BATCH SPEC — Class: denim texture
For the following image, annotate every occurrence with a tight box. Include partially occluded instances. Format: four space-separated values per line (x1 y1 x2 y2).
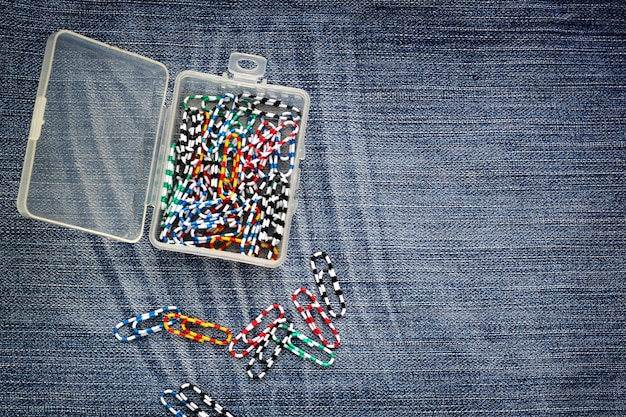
1 1 625 416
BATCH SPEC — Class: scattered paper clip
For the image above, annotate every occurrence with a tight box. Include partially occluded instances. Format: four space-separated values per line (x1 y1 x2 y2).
228 303 286 358
116 252 346 387
291 287 319 316
246 321 293 380
160 389 190 417
114 306 181 342
292 287 340 349
305 303 341 349
273 323 335 367
310 251 346 318
163 313 232 345
177 383 238 417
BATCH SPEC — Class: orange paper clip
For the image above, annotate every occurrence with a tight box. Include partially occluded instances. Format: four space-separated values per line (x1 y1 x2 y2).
163 313 232 345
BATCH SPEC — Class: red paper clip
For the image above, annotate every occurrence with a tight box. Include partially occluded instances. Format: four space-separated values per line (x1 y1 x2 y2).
292 287 340 349
228 303 286 358
306 303 340 349
292 287 318 314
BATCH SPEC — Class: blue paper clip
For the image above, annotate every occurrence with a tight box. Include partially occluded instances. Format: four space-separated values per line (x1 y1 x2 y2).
113 306 181 342
160 389 189 417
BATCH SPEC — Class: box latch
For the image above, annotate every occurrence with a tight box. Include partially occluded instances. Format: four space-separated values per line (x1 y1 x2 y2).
225 52 267 83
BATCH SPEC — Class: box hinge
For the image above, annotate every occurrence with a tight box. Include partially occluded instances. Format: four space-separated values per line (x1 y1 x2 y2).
28 96 46 141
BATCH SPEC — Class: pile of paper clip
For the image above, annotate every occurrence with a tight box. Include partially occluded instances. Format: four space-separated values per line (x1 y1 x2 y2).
158 93 301 261
113 251 346 417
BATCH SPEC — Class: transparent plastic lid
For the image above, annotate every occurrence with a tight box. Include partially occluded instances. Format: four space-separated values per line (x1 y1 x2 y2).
17 30 169 242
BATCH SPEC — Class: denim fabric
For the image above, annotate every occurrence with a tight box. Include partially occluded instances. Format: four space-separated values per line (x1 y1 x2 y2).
1 1 625 416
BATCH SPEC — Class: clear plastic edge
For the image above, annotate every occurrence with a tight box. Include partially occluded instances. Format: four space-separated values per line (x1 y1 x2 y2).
16 30 170 243
146 104 171 208
17 31 59 220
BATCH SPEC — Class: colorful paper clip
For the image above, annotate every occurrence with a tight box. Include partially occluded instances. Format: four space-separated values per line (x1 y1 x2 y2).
292 287 340 349
160 389 190 417
228 303 286 358
305 303 341 349
310 251 346 318
159 92 301 261
163 313 232 345
246 321 293 380
177 383 238 417
114 306 181 342
291 287 319 316
273 323 335 368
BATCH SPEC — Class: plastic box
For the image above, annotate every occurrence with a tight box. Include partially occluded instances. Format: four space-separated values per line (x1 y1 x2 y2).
17 30 309 268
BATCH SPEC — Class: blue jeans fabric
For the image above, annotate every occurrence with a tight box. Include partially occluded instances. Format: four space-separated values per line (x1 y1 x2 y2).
1 1 625 416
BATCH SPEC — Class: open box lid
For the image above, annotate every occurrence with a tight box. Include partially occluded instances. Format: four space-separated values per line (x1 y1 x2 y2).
17 30 169 242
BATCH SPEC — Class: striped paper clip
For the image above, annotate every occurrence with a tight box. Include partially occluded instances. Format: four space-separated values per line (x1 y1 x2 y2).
305 303 341 349
292 287 340 349
160 389 190 417
273 323 335 368
114 306 181 342
163 313 232 345
159 91 302 262
246 321 293 380
228 303 286 358
310 251 346 318
177 383 238 417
